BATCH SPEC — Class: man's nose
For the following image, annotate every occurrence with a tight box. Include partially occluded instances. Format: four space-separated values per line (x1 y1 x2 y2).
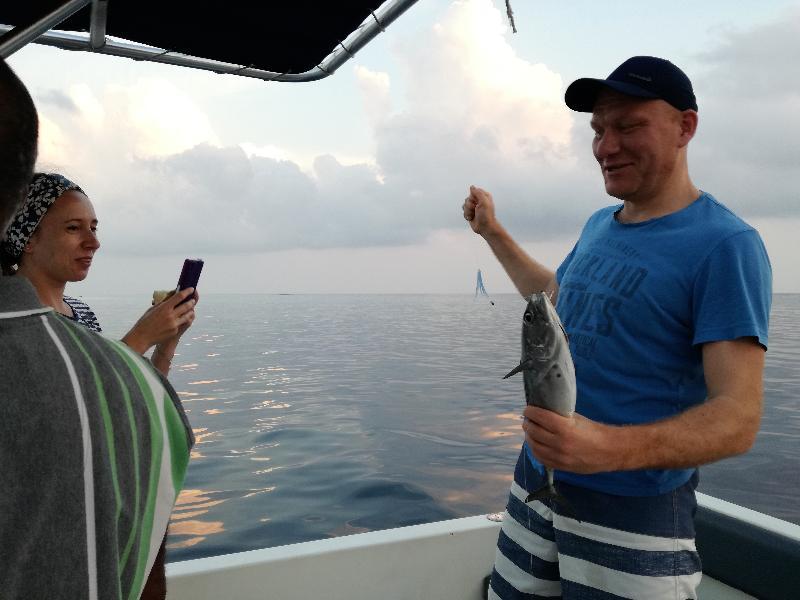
594 130 620 159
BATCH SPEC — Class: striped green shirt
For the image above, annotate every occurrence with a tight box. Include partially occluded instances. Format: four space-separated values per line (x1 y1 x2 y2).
0 276 193 600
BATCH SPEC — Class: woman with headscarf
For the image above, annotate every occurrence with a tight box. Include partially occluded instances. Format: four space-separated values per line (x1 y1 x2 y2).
1 172 197 375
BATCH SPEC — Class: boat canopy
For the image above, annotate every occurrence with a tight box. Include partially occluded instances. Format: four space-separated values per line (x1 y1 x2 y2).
0 0 418 82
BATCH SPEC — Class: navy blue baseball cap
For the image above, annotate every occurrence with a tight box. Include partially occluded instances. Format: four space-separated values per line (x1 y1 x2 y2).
565 56 697 113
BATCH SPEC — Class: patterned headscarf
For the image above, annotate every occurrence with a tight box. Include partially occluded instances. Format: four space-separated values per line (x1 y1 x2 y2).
1 173 85 261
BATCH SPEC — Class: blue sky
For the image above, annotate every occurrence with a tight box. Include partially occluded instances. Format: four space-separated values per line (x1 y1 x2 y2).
8 0 800 295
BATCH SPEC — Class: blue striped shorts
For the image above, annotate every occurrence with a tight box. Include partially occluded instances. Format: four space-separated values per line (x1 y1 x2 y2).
489 449 702 599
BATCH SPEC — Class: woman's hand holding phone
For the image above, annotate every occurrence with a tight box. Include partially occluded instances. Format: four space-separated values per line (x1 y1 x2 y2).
122 287 198 355
123 258 203 375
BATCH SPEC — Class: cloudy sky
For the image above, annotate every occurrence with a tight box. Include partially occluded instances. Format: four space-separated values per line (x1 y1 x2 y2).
8 0 800 295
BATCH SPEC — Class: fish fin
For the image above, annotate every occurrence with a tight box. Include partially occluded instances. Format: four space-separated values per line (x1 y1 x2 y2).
502 359 534 379
558 321 569 343
502 363 525 379
525 484 581 522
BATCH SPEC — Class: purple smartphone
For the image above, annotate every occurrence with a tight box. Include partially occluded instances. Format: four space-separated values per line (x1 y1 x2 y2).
177 258 204 304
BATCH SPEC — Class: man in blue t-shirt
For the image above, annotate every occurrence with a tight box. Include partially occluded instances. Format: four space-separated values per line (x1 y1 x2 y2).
463 56 771 599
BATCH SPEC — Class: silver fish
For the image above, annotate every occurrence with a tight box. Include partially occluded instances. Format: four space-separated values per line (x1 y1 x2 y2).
503 291 577 511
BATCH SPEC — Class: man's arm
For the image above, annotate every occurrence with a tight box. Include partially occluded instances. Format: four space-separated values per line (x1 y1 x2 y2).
463 186 558 300
523 338 764 473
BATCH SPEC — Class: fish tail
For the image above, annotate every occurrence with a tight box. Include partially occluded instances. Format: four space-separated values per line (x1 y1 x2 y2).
524 483 581 522
524 482 557 504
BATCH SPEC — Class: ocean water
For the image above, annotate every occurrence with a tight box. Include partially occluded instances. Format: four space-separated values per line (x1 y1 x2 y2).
85 292 800 563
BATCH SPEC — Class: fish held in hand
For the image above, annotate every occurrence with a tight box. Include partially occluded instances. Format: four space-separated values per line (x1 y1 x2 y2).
504 292 578 514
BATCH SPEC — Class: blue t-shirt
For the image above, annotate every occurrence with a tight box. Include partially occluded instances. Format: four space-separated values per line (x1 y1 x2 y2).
527 192 772 496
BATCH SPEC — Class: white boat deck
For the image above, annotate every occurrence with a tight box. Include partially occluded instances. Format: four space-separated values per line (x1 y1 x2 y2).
166 491 793 599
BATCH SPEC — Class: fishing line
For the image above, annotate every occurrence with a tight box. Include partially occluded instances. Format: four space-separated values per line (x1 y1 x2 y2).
505 0 518 33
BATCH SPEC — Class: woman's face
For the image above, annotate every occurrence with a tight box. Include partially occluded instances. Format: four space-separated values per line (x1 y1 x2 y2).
23 190 100 283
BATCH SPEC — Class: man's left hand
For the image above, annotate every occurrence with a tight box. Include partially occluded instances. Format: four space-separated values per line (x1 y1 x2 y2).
522 406 617 474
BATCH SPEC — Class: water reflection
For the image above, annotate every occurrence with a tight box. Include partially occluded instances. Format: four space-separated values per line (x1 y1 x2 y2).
84 293 800 563
167 489 227 550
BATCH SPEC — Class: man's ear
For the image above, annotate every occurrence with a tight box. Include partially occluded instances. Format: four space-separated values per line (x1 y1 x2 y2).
678 109 698 147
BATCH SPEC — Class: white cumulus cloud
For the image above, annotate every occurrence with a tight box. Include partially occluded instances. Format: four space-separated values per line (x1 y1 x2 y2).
29 0 799 269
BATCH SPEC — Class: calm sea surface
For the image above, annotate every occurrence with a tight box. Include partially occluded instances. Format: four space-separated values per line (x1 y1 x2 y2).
84 293 800 563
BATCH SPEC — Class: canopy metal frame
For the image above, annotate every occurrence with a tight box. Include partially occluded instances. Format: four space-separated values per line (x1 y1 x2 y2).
0 0 417 82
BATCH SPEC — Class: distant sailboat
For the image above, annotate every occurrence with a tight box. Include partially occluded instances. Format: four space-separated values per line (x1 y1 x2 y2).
475 269 495 306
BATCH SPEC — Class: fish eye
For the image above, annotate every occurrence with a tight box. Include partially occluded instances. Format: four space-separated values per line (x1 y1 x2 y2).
523 312 533 323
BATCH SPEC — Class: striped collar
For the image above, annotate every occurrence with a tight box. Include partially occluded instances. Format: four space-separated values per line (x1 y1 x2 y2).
0 275 53 318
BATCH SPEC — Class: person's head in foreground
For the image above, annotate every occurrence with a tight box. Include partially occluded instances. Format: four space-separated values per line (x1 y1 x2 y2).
0 58 38 236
